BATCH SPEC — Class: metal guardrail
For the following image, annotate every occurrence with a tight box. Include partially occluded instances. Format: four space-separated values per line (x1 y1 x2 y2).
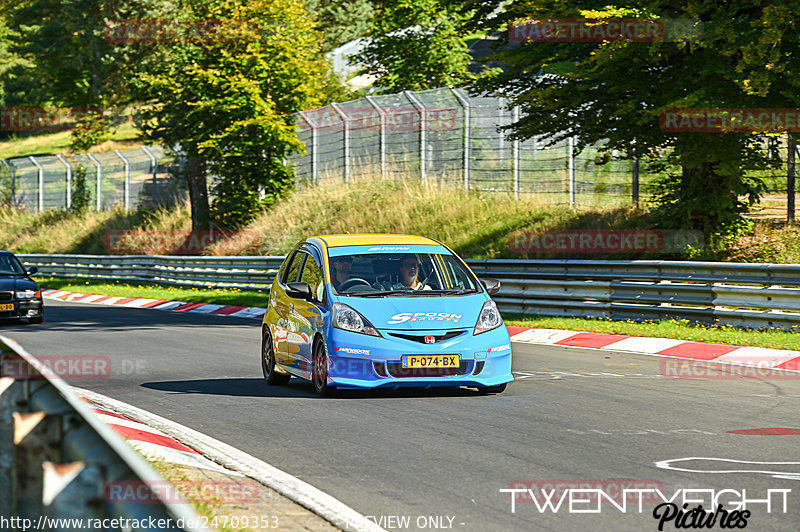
0 335 206 531
19 254 285 291
18 255 800 330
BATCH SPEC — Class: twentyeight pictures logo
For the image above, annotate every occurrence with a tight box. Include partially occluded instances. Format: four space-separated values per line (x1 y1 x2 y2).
501 482 790 529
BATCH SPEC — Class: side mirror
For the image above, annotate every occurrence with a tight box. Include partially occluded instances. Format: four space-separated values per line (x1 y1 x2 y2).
27 266 39 276
286 282 312 301
480 278 501 296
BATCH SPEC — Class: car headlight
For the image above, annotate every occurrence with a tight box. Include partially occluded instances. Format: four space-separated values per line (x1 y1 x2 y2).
474 300 503 335
332 303 381 337
16 290 39 299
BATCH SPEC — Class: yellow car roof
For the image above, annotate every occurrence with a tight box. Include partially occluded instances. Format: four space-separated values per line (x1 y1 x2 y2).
314 234 440 248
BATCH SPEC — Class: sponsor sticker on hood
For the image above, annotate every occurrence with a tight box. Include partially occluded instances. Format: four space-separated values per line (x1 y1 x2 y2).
388 312 463 325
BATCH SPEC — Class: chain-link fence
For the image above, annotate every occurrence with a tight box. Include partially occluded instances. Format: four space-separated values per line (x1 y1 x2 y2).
0 145 182 212
292 87 799 219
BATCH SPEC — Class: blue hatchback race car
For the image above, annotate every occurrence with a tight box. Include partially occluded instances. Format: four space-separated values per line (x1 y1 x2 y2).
261 234 513 396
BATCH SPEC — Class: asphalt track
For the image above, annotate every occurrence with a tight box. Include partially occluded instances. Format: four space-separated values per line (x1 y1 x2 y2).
3 299 800 531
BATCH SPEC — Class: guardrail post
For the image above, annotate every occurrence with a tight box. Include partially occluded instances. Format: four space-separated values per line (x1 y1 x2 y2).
365 96 387 180
56 155 72 210
632 156 640 209
15 411 62 520
0 377 23 517
42 461 104 525
1 159 15 206
568 136 576 208
330 103 349 183
28 156 45 212
86 153 102 211
450 87 471 191
141 146 158 205
114 150 131 211
405 91 427 184
788 136 796 224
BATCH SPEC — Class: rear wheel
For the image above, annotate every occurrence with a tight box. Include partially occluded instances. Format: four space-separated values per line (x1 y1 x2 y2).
262 330 290 385
312 341 335 397
476 382 507 394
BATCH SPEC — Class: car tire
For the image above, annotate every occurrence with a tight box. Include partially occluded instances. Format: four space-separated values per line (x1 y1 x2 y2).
312 340 335 397
262 330 290 385
476 382 507 394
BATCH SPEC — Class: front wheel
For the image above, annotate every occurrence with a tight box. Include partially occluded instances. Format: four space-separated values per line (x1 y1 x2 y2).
476 382 507 394
312 341 335 397
262 330 290 385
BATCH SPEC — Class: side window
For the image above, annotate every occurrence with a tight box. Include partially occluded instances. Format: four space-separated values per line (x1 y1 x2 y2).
283 251 305 284
299 254 325 302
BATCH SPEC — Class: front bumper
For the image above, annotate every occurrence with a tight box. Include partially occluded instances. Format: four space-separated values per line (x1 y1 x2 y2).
0 299 44 320
326 326 513 389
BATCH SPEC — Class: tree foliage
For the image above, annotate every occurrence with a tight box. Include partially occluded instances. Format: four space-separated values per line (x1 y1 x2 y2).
355 0 483 92
308 0 374 52
462 0 800 240
137 0 329 229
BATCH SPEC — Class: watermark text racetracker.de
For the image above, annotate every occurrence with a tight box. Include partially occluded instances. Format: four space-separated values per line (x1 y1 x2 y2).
508 229 703 255
0 107 102 132
508 18 703 43
501 481 790 529
0 354 146 380
660 109 800 133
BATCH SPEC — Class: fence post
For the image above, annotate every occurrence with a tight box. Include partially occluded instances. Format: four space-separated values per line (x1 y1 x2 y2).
568 136 576 208
365 96 386 180
498 98 505 168
789 136 796 224
512 106 520 200
86 153 102 211
114 150 130 211
405 91 427 184
141 146 158 205
298 112 318 184
56 155 72 210
632 156 640 209
450 87 471 191
0 159 14 206
28 156 44 212
330 103 349 183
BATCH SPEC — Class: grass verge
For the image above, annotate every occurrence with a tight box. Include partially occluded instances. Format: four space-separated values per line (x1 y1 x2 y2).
38 277 267 308
504 314 800 351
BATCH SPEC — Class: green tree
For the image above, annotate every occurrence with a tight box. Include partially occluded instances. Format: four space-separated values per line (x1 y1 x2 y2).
308 0 374 52
138 0 329 230
464 1 800 242
355 0 482 91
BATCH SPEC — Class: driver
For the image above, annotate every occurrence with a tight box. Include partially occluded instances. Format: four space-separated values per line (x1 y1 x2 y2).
331 255 353 290
393 256 431 290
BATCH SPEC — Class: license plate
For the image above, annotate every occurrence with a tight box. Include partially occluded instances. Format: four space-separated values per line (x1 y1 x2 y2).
0 304 14 311
402 354 460 369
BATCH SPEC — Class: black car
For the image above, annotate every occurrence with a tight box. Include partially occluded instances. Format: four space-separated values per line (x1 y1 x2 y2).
0 251 44 324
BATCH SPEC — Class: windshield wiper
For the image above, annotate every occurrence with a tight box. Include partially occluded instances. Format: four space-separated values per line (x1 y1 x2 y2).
342 290 396 297
429 289 477 295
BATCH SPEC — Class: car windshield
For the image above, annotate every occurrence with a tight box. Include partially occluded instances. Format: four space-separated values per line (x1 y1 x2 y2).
329 252 481 297
0 254 26 275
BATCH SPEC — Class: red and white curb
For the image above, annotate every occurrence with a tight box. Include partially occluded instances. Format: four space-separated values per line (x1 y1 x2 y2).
508 326 800 372
42 289 266 320
74 387 385 532
80 395 240 476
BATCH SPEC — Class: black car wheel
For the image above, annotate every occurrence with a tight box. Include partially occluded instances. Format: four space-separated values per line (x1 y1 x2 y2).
262 330 290 385
312 340 335 397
